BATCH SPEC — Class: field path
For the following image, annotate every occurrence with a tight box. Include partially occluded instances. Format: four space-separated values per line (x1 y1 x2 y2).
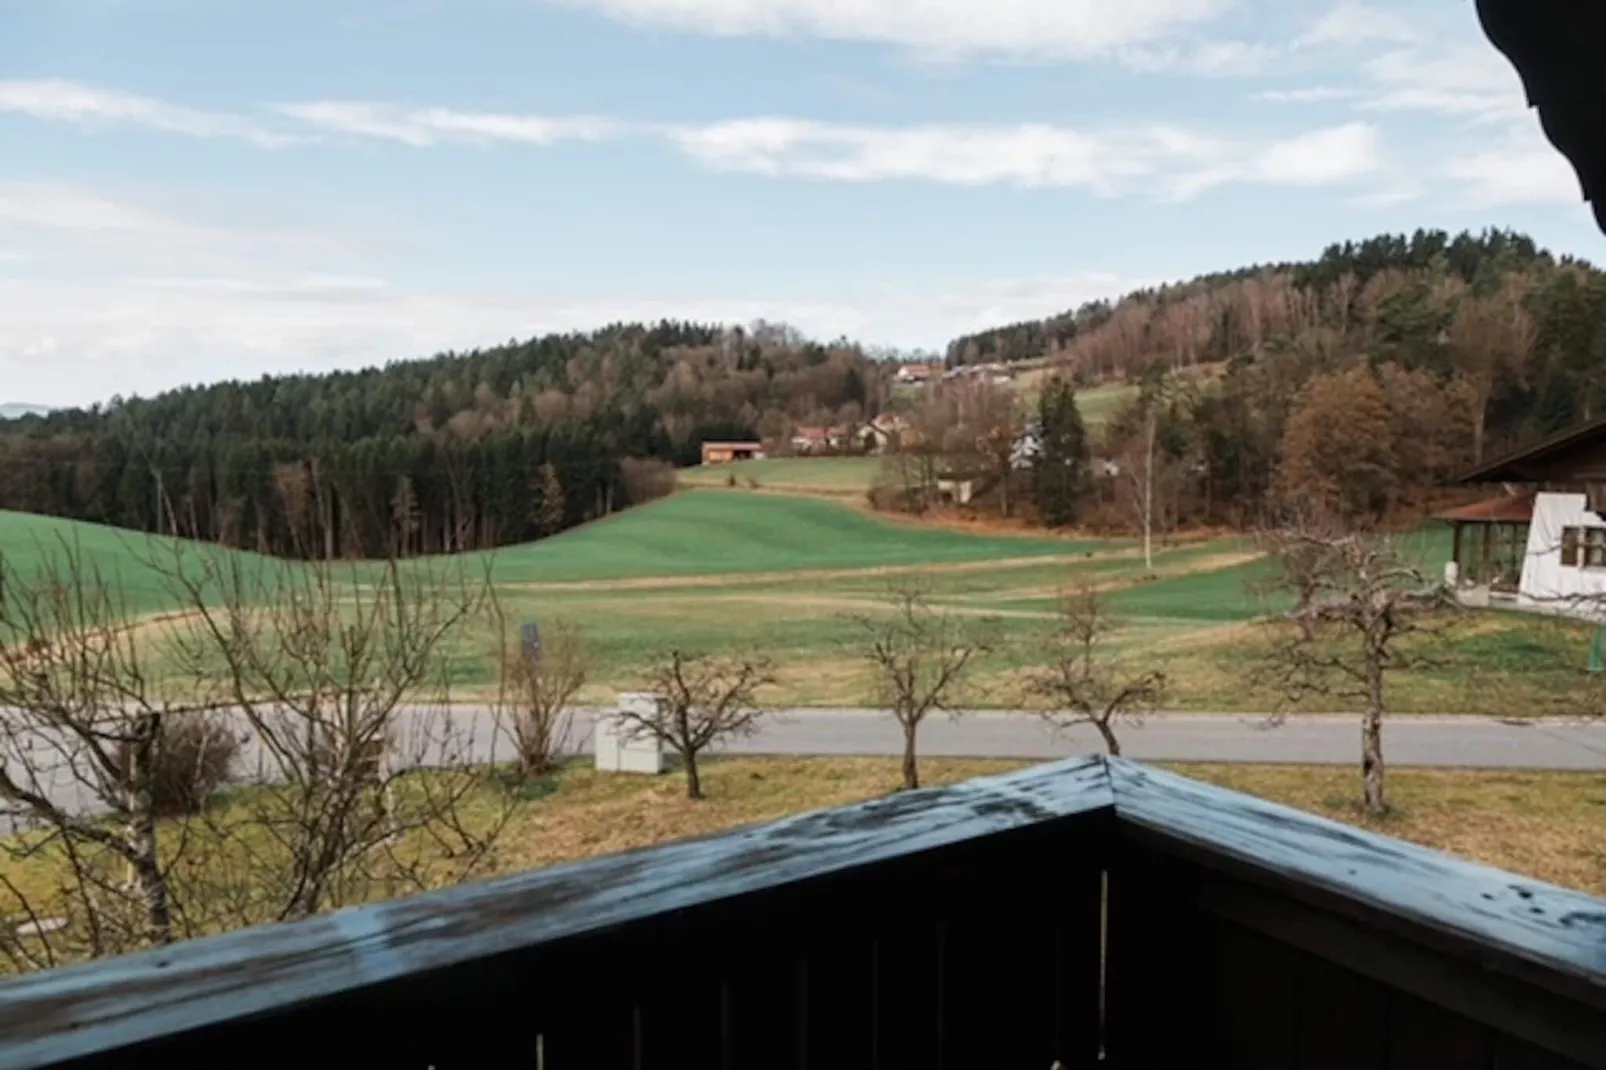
502 545 1253 594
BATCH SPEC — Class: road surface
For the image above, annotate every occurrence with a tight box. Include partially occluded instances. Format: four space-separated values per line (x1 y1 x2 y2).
8 708 1606 826
570 707 1606 770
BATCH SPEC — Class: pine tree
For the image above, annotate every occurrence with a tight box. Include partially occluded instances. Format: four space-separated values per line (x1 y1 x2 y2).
1032 377 1090 528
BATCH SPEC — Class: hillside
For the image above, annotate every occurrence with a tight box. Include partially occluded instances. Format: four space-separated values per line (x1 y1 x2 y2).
3 228 1604 558
475 489 1096 584
0 510 273 617
0 322 893 560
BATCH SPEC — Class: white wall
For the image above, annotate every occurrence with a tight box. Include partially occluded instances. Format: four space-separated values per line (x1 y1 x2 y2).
1519 492 1606 618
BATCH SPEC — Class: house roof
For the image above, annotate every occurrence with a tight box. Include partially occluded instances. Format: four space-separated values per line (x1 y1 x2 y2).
1477 0 1606 235
1457 415 1606 483
1434 492 1536 524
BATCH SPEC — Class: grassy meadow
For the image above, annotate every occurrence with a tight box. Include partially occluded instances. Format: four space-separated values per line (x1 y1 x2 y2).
1 489 1600 715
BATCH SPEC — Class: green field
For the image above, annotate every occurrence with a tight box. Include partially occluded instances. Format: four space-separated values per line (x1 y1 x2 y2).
0 510 277 618
675 457 878 496
0 495 1594 716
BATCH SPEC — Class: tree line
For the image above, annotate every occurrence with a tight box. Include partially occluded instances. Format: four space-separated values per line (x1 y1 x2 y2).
0 321 890 559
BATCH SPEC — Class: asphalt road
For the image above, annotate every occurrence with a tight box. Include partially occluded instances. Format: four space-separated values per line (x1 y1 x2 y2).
8 707 1605 828
570 707 1606 770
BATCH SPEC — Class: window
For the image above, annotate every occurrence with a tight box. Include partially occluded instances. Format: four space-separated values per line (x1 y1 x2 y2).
1586 528 1606 567
1561 527 1606 567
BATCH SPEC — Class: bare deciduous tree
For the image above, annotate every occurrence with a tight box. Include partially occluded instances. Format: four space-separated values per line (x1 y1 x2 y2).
162 546 514 921
620 650 774 799
1255 528 1454 816
1030 586 1166 756
854 582 995 791
0 540 234 968
495 617 588 779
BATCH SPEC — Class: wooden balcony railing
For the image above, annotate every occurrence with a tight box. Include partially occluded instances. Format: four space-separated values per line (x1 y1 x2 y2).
0 757 1603 1068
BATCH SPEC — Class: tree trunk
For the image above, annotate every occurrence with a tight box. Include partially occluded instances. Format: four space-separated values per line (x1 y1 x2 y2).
684 747 703 800
1095 719 1123 757
1142 412 1155 574
123 738 173 946
900 719 920 791
1361 661 1387 816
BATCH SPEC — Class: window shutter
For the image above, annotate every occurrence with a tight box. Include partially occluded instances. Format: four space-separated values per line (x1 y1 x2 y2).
1563 527 1581 566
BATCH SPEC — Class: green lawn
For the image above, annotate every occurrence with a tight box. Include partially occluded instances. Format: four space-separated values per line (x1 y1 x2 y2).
473 490 1101 584
675 457 878 495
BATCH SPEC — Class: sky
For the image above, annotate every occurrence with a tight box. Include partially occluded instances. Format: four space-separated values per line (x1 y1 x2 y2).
2 0 1603 408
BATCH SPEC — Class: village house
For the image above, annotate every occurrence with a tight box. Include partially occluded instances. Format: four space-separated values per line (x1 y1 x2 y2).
1450 416 1606 616
893 362 938 384
789 424 857 455
855 413 908 455
699 440 765 465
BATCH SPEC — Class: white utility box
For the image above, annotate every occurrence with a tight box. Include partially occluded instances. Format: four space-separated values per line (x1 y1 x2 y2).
594 693 665 774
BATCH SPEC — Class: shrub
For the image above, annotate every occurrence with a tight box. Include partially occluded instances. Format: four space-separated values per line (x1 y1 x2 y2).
120 714 241 818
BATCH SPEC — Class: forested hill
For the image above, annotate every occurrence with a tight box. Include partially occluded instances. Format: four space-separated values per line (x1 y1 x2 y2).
945 228 1581 375
0 321 889 559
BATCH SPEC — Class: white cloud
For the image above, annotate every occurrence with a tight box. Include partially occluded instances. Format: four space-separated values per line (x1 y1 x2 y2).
555 0 1235 60
668 117 1381 197
0 79 290 147
1297 4 1415 48
1358 46 1528 122
0 185 1147 405
1257 87 1357 104
1444 138 1584 209
276 102 618 146
1121 39 1284 77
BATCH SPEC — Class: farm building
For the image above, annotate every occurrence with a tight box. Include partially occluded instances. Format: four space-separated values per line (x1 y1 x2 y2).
893 362 938 384
1455 416 1606 616
700 441 765 465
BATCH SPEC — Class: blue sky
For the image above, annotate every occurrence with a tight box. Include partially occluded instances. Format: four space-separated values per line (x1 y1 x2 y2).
2 0 1602 406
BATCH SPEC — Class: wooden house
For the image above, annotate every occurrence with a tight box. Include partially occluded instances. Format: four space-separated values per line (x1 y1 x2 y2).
1456 416 1606 616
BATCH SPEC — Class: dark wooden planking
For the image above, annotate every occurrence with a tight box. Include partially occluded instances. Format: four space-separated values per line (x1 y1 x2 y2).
930 819 1106 1069
0 757 1114 1069
1201 918 1302 1069
1103 843 1207 1068
1387 992 1495 1070
1109 761 1606 997
1294 956 1389 1070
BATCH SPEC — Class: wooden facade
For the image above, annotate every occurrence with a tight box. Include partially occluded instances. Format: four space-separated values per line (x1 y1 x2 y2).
1 758 1603 1068
700 441 765 465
